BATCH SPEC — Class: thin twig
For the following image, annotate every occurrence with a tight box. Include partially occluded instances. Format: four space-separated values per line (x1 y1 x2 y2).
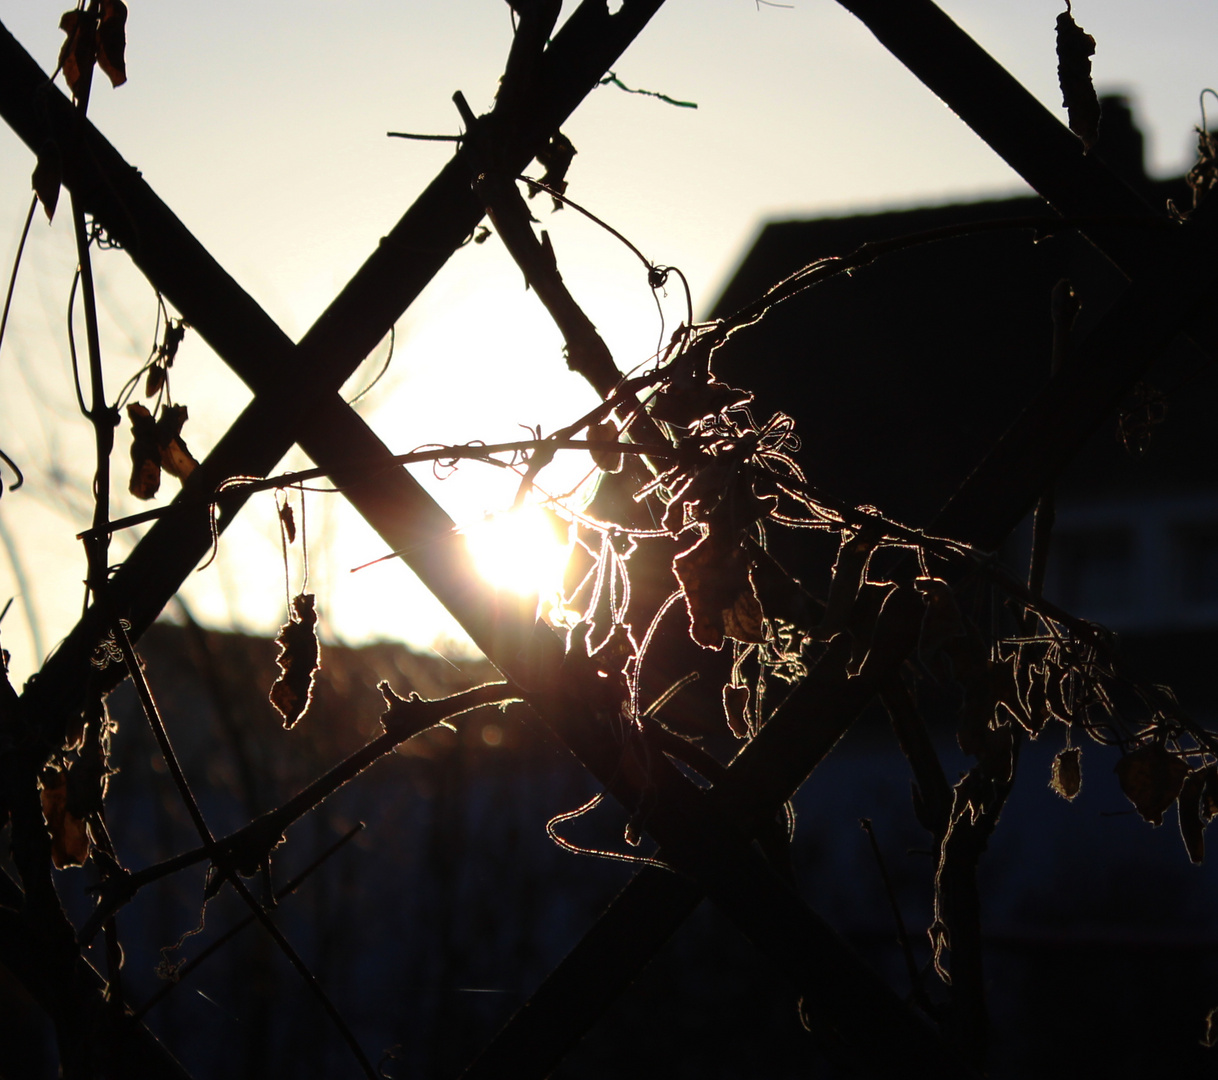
79 681 520 939
112 619 215 849
134 824 364 1020
0 193 36 357
77 435 686 541
860 818 924 1005
226 872 378 1079
386 131 462 141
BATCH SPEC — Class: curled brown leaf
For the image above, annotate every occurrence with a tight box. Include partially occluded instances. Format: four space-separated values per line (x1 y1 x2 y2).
722 683 751 739
1050 746 1082 801
40 767 90 870
1056 4 1101 152
97 0 128 88
58 8 95 99
1114 741 1188 827
31 141 62 222
269 593 320 729
673 530 766 650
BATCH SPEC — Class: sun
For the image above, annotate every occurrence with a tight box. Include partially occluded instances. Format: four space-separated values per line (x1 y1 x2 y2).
462 503 572 602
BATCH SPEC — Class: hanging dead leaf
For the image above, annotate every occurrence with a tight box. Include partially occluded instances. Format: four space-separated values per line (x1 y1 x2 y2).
144 363 165 398
58 8 96 99
40 767 90 869
126 403 199 498
269 593 320 729
587 419 623 474
1056 4 1100 152
155 405 197 481
126 403 161 499
1050 746 1082 801
1115 741 1188 826
96 0 128 88
672 530 766 650
722 683 750 739
31 141 62 222
278 501 297 544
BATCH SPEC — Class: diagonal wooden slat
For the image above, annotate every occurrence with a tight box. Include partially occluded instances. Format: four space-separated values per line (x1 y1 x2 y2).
0 10 973 1077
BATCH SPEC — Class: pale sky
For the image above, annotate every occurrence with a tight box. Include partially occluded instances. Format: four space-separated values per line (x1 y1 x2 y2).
0 1 1215 683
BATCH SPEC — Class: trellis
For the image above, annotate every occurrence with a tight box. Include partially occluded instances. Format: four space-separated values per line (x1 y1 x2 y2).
0 1 1214 1077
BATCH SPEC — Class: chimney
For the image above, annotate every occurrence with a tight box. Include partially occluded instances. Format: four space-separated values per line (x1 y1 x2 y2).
1093 94 1151 191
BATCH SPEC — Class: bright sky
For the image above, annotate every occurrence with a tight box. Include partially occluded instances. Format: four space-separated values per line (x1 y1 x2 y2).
0 1 1214 684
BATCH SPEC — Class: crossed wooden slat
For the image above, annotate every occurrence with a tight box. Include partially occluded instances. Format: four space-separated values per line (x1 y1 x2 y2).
0 1 1213 1077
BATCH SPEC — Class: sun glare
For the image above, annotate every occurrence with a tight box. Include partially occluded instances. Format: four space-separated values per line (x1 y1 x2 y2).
462 504 572 602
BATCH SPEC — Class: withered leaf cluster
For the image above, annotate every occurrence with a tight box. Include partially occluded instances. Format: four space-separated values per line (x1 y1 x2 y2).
59 0 128 99
126 402 199 500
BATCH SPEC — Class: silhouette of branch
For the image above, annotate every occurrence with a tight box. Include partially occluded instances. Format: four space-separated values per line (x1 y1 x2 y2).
227 872 378 1079
80 681 519 940
134 824 364 1019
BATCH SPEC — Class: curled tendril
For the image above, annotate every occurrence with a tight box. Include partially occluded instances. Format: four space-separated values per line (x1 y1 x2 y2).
0 448 24 494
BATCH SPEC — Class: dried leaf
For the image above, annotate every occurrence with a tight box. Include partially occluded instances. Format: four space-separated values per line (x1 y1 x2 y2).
1179 768 1208 864
1050 746 1082 801
672 530 766 650
722 683 750 739
279 502 297 544
40 768 90 869
269 593 320 729
587 419 623 474
96 0 127 88
126 402 161 499
1115 742 1188 827
144 363 165 398
127 403 199 498
1056 4 1100 152
58 8 96 99
154 404 198 481
32 141 62 222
